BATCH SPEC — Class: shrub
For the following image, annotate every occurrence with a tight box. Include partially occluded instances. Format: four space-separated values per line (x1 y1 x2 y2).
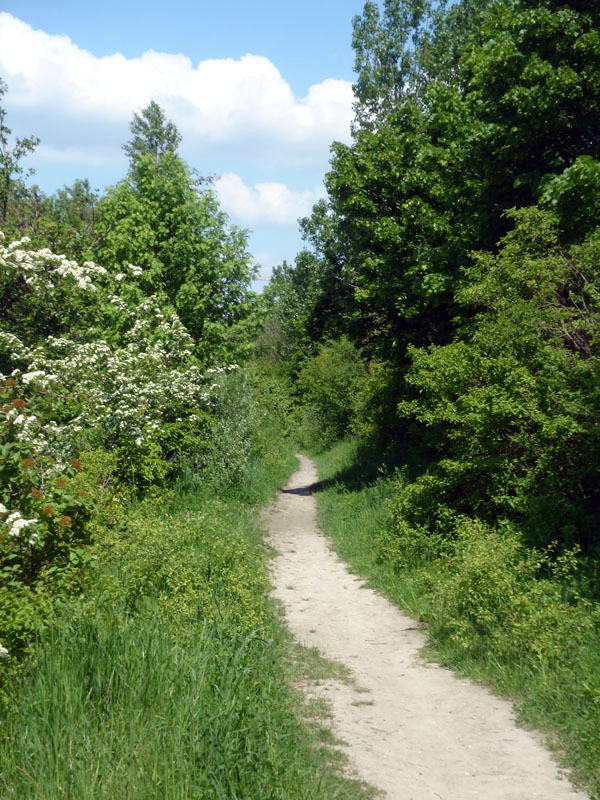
296 337 367 450
398 208 600 551
425 519 598 667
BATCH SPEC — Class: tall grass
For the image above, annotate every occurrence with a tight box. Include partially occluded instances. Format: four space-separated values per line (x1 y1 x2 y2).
0 486 371 799
2 597 329 799
313 437 600 799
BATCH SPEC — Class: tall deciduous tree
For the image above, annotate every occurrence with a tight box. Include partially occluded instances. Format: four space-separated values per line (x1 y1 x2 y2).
291 0 600 366
0 79 39 226
122 100 181 165
351 0 431 126
95 102 257 363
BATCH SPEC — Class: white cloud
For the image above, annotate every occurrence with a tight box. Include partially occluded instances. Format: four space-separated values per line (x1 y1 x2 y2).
253 252 277 275
215 173 325 226
0 12 353 165
35 144 119 165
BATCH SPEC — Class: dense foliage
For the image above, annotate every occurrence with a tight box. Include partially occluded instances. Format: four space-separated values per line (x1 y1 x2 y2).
0 98 262 663
2 0 600 792
264 0 600 562
259 6 600 788
0 89 375 800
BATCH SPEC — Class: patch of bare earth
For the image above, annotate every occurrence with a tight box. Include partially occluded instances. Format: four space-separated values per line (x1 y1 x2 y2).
264 455 589 800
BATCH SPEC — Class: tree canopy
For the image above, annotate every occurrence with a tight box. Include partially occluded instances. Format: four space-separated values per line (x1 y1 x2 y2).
262 0 600 556
94 103 257 363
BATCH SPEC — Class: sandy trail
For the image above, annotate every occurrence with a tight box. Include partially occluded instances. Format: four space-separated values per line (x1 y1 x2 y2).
264 455 588 800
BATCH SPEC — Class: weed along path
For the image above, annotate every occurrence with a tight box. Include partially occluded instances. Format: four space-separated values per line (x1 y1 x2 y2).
265 455 588 800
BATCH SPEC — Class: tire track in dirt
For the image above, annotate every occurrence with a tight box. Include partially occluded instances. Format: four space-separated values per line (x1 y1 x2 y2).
264 455 588 800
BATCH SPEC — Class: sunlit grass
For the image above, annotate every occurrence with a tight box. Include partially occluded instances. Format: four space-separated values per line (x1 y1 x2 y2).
313 437 600 799
0 454 371 800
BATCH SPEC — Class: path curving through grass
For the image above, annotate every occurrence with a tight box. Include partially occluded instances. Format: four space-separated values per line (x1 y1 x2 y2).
265 455 589 800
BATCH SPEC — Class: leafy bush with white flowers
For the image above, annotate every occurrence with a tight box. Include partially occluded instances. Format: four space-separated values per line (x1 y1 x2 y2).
0 232 110 362
0 234 241 660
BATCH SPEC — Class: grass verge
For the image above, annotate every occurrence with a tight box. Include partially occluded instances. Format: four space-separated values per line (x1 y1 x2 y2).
312 437 600 799
0 450 371 800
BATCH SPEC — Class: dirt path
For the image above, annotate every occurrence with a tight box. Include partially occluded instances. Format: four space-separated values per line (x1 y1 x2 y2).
264 455 588 800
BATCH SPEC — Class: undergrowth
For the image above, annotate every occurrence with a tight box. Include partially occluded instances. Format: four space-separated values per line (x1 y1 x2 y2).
0 475 374 799
312 437 600 799
0 368 371 800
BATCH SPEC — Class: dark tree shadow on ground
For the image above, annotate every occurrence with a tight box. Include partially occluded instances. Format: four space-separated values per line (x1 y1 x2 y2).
308 434 432 496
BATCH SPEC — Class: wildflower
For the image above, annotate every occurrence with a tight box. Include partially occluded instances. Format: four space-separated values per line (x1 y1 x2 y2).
0 644 9 658
70 458 82 470
21 457 35 468
6 514 37 537
12 398 26 409
55 477 67 489
42 505 57 517
22 370 46 384
0 503 7 514
30 488 44 500
57 515 72 528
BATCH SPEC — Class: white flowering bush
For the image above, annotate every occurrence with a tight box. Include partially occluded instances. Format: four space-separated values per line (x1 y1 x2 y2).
0 232 110 363
1 336 236 484
0 375 92 660
0 233 107 291
0 234 241 658
0 233 236 475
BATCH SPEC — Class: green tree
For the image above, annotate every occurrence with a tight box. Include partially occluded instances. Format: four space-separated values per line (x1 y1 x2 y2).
461 0 600 245
351 0 495 125
122 100 181 165
352 0 431 126
296 337 367 446
398 207 600 551
38 179 100 261
305 82 482 364
417 0 493 88
95 103 257 363
295 0 600 364
0 79 39 227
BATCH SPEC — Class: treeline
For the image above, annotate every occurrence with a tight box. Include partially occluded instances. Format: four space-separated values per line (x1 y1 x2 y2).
263 0 600 559
1 95 258 365
0 90 266 659
261 2 600 792
1 83 370 799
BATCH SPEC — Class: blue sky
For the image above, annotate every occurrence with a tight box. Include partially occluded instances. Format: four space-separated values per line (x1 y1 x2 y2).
0 1 363 282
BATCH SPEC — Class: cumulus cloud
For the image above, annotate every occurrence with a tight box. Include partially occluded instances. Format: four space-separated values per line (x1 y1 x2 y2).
0 12 353 165
35 144 118 165
215 173 325 226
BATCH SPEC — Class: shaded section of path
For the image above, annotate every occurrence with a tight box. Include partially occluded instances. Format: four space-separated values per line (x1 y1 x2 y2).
264 455 588 800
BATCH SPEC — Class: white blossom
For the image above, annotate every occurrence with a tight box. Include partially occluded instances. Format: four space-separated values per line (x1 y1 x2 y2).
1 237 241 555
6 513 37 538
